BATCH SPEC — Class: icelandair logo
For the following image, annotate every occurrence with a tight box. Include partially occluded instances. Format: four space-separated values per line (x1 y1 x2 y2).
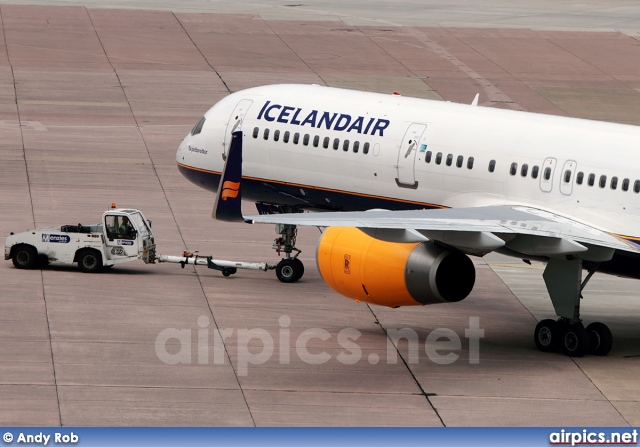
257 101 391 136
221 181 240 200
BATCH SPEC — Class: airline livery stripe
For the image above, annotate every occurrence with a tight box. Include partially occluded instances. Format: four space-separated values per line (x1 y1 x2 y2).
176 162 446 209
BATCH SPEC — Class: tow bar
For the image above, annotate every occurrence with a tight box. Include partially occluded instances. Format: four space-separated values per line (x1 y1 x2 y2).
157 252 276 277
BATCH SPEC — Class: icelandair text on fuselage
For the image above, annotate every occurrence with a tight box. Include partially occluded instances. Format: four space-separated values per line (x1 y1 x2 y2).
8 432 78 445
257 101 391 136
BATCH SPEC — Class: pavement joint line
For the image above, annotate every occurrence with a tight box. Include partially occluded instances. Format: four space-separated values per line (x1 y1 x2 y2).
0 3 63 426
172 12 231 94
365 303 446 427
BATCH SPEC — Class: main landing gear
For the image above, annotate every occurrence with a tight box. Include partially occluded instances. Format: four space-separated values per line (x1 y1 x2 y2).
273 221 304 283
533 257 612 357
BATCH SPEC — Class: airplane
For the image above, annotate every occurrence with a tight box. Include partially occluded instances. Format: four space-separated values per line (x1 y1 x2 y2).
176 83 640 358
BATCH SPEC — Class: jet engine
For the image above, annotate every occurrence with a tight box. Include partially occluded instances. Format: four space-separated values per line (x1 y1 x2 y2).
316 227 476 307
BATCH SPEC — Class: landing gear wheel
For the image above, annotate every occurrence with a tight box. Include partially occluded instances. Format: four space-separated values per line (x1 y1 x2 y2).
276 259 302 283
293 258 304 280
587 322 613 356
561 323 590 357
77 249 103 273
534 319 559 352
12 245 38 269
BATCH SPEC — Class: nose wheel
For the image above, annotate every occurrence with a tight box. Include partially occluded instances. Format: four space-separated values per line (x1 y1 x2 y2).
276 258 304 283
270 209 304 283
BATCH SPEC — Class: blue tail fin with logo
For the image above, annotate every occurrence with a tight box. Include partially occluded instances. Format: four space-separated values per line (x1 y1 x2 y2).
213 130 246 222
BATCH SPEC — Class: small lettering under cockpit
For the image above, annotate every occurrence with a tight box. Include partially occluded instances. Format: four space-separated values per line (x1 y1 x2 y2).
188 145 208 155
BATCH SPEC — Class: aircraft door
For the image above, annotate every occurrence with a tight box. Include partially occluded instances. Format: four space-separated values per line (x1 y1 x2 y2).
396 123 427 188
539 157 557 193
224 99 253 158
560 160 577 196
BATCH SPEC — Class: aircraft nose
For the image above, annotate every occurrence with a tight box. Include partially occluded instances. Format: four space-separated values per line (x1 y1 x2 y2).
176 135 189 164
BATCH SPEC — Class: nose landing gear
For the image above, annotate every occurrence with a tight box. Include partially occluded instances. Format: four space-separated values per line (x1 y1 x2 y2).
273 221 304 283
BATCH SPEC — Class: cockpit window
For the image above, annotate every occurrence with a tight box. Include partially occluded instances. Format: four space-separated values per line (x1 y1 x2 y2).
191 116 206 136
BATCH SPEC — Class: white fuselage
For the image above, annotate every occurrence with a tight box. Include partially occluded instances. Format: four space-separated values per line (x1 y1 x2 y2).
177 84 640 243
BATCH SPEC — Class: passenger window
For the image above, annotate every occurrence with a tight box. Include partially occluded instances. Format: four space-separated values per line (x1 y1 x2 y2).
353 141 360 153
263 128 269 140
576 172 583 185
467 157 474 169
510 162 518 176
544 167 551 181
622 178 630 191
363 142 370 154
611 176 618 190
293 133 300 144
313 135 320 147
521 164 528 177
323 137 330 149
252 127 259 138
426 151 432 163
333 138 340 150
599 175 607 188
436 152 443 165
456 155 463 168
283 131 290 143
274 129 280 142
532 166 539 179
588 174 595 186
446 154 453 166
303 134 310 146
343 140 349 151
488 160 496 172
563 169 571 183
635 180 640 193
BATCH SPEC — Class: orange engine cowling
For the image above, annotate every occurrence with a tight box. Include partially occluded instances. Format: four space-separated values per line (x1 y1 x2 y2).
316 227 476 308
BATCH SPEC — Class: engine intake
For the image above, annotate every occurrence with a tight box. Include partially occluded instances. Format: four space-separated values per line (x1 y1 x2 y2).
317 227 475 307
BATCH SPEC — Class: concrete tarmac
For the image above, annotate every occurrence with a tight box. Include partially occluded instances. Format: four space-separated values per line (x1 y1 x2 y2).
1 1 640 426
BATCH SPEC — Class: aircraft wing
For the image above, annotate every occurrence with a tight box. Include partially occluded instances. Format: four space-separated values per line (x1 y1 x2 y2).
247 205 639 259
